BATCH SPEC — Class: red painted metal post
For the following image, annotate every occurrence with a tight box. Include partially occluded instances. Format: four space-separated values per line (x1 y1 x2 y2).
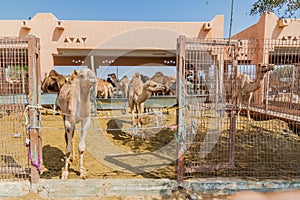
27 35 41 187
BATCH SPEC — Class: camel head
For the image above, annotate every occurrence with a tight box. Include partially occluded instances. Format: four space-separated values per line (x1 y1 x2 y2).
41 70 66 93
108 73 117 79
41 76 60 93
143 80 165 93
78 68 97 87
257 63 275 74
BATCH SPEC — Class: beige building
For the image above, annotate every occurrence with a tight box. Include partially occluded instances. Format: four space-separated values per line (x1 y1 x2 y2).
1 12 299 80
0 13 224 79
232 12 300 41
232 12 300 103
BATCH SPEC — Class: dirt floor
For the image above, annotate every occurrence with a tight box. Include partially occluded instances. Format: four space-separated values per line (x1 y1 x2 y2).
1 105 300 199
40 108 178 179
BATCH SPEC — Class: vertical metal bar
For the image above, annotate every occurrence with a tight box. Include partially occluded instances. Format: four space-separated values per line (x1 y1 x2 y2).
229 42 238 168
28 35 41 188
90 55 97 115
291 65 295 108
176 35 186 186
90 55 95 72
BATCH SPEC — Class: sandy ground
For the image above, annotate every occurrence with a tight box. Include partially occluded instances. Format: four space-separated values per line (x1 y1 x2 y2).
40 108 178 179
1 106 300 199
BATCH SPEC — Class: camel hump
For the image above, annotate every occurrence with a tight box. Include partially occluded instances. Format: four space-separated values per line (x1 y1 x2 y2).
154 71 164 76
48 69 61 76
132 72 141 79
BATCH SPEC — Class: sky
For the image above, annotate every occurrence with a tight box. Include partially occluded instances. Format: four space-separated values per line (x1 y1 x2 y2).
0 0 260 38
1 0 262 79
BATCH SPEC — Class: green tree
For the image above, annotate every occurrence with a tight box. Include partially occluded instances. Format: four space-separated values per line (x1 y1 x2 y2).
250 0 300 17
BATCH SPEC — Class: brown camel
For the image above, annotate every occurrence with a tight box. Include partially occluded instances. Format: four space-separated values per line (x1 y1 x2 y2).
41 70 66 93
96 79 114 99
57 68 97 179
108 73 130 98
128 72 165 139
226 63 274 121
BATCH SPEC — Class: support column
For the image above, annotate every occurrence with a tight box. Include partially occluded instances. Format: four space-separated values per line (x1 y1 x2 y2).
90 55 95 72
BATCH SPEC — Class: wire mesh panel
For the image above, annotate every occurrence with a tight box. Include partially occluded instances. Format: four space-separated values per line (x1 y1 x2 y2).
177 36 300 182
0 36 41 181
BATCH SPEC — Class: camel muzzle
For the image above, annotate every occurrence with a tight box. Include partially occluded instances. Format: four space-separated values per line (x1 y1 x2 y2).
89 78 97 85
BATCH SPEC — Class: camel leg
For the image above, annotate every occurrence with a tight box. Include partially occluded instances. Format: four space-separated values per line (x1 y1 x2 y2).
236 97 241 122
78 118 90 179
138 102 145 140
131 103 137 140
71 137 77 163
128 96 135 139
247 93 253 121
62 120 75 179
104 88 108 99
138 102 145 127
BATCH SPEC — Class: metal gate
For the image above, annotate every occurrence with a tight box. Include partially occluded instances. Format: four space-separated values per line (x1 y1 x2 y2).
0 36 41 183
176 36 300 183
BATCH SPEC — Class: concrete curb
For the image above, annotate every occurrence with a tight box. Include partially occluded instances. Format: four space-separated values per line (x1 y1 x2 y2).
38 178 177 199
1 178 300 198
183 178 300 194
0 181 30 197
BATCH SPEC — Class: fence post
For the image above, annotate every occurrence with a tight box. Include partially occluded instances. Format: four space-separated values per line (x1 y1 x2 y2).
229 42 239 168
27 35 41 190
176 35 186 186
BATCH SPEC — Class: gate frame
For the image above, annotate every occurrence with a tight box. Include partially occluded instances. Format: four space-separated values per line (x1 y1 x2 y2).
176 36 240 184
27 35 42 187
176 35 186 186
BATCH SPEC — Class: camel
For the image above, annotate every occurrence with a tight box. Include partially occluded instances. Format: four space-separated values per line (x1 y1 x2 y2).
149 71 176 95
65 69 78 83
41 69 66 93
57 68 97 179
106 76 115 87
225 63 275 121
108 73 130 98
96 78 114 99
128 72 165 139
118 75 130 98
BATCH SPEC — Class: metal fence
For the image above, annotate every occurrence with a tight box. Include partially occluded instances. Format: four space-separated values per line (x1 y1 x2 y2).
0 36 41 182
176 36 300 183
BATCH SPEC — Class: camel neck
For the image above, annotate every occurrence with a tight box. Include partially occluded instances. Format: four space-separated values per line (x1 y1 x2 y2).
77 80 91 103
137 87 152 103
249 73 267 91
112 77 117 85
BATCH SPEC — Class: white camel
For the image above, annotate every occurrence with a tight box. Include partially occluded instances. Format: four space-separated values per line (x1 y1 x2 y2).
226 63 274 121
128 72 165 139
57 68 97 179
